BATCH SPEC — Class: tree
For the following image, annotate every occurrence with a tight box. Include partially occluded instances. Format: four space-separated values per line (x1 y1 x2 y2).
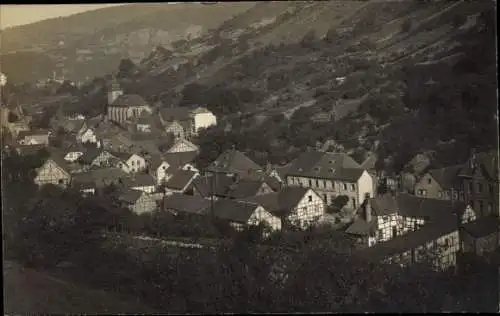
117 58 136 78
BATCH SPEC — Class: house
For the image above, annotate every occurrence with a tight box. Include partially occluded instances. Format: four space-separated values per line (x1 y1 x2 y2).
123 173 156 193
167 138 199 153
244 187 325 229
212 199 281 233
62 144 86 163
34 153 72 188
87 149 119 167
353 219 460 271
117 189 158 214
17 130 50 146
164 151 198 171
165 170 199 194
206 149 262 179
191 175 274 200
148 155 173 185
285 151 374 210
460 215 500 256
190 107 217 134
159 107 194 139
111 152 147 174
7 121 30 138
414 165 464 200
268 163 292 185
345 193 473 248
76 126 98 145
107 94 152 125
456 150 499 217
147 151 198 185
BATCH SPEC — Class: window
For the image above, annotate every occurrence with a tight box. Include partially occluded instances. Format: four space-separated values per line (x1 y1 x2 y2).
488 203 493 214
290 178 294 184
392 226 398 238
162 166 166 170
350 184 356 192
58 179 64 185
477 183 483 193
323 194 328 203
308 179 312 187
316 179 319 187
428 178 432 184
323 180 327 188
131 161 135 166
479 200 484 213
352 198 356 209
468 182 473 193
343 183 347 191
308 195 312 202
444 238 450 248
489 184 494 195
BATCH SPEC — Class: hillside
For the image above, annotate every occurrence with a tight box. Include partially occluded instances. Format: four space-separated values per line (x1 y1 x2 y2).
0 2 256 84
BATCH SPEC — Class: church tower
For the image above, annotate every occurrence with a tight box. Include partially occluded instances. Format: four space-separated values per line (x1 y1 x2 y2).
107 77 123 105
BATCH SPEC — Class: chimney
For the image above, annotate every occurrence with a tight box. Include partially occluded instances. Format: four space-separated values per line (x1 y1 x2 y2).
364 193 372 222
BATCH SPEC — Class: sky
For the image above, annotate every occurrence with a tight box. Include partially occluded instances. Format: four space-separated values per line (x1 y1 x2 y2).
0 4 129 29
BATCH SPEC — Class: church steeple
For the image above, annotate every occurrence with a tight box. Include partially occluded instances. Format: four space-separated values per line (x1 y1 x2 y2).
107 77 123 105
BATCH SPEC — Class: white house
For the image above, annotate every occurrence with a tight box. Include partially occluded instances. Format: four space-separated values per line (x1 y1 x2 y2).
212 199 282 233
34 156 72 188
167 138 199 153
113 152 147 174
77 127 99 146
190 107 217 133
118 189 158 215
285 151 374 210
245 187 325 230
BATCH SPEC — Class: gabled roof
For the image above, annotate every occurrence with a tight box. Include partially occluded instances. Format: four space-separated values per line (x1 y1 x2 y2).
461 215 500 238
111 94 149 107
165 170 198 190
44 149 72 175
244 187 311 216
353 220 459 264
287 151 364 181
457 150 499 180
227 179 270 199
273 163 292 179
124 173 156 188
163 151 198 169
71 167 129 189
345 218 378 236
109 151 133 162
212 199 260 223
426 164 463 190
163 193 210 215
159 107 192 122
79 148 104 164
167 138 199 152
192 174 235 197
206 149 262 176
117 188 144 204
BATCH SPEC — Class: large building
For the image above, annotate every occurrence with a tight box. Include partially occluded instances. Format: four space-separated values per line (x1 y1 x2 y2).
284 151 374 210
159 106 217 140
107 94 152 125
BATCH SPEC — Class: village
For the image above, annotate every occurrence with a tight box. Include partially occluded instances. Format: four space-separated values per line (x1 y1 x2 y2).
1 70 499 277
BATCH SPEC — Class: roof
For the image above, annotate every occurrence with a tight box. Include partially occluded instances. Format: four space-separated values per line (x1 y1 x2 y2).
117 189 144 204
461 215 500 238
227 179 270 199
458 150 499 180
71 168 129 189
273 163 292 179
159 107 192 122
206 149 262 176
345 218 378 236
111 94 149 107
79 148 103 164
45 149 72 175
18 129 49 139
287 151 364 182
165 170 198 190
124 173 156 188
212 199 260 223
60 119 86 133
192 174 235 197
360 154 378 171
163 193 210 215
354 220 459 264
109 151 133 162
427 164 463 190
15 143 47 156
244 187 311 216
163 151 197 169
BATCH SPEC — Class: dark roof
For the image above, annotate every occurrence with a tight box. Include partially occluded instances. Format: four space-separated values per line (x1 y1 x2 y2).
159 107 192 122
273 163 292 179
206 149 262 176
118 189 143 204
461 216 500 238
427 164 463 190
458 150 499 180
354 220 459 264
109 151 133 161
212 199 260 223
60 119 86 133
124 173 155 188
244 187 310 216
163 151 197 168
71 168 129 189
111 94 149 107
227 179 270 199
287 151 364 181
79 148 103 164
345 218 378 236
18 129 49 139
360 154 378 171
165 170 198 190
192 174 235 197
15 143 47 155
163 193 210 215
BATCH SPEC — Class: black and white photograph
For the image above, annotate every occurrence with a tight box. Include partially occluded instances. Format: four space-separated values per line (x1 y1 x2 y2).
1 1 499 313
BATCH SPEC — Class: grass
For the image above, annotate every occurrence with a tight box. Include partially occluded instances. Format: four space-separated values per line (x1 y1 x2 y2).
3 260 158 314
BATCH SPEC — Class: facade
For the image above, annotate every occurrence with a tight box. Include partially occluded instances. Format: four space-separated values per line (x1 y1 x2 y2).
17 130 50 146
461 215 500 256
118 189 158 215
414 165 464 200
285 151 374 210
34 157 72 188
118 153 147 173
164 121 187 140
206 149 262 179
190 107 217 133
167 138 199 153
456 150 499 218
77 127 98 145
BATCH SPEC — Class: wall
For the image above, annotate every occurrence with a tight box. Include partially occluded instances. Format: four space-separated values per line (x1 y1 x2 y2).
248 206 282 231
193 111 217 133
357 170 374 206
155 162 171 185
126 154 146 173
414 174 447 200
131 194 158 214
287 189 325 229
34 160 70 187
